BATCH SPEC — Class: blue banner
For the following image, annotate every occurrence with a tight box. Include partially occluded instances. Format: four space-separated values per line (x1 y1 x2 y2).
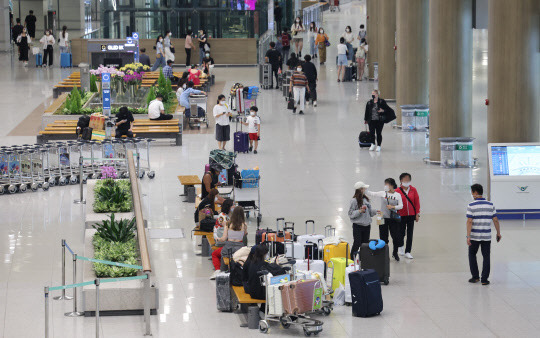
132 32 140 63
101 72 111 110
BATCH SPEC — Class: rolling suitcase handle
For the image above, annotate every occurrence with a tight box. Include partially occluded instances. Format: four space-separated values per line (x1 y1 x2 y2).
305 220 315 234
276 217 285 231
325 225 336 237
317 238 324 261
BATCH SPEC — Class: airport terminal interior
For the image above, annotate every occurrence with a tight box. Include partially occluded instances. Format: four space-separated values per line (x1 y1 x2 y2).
1 0 540 337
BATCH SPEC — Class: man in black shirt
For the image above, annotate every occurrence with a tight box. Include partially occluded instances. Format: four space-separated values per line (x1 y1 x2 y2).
265 42 282 89
302 55 318 106
12 18 23 43
24 10 37 38
139 48 151 67
115 107 134 138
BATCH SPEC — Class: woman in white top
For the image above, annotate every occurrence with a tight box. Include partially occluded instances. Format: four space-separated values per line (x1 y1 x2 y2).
291 17 305 57
163 30 175 62
336 37 348 82
342 26 354 61
307 22 317 58
366 178 404 261
39 30 55 67
356 38 368 80
213 94 232 150
58 26 69 53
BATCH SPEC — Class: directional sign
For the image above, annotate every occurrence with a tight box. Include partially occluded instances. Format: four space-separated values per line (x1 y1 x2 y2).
102 72 111 111
132 32 140 63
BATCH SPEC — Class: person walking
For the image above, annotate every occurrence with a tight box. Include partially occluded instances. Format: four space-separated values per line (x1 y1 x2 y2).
39 30 55 67
213 94 232 150
289 65 310 115
185 30 195 66
342 26 355 62
24 10 37 38
12 18 23 44
291 17 305 57
274 2 283 33
16 29 31 66
198 29 208 65
58 26 69 53
164 30 175 62
302 55 317 106
151 35 166 71
366 178 404 261
357 24 367 42
396 173 420 259
265 41 282 89
307 22 317 58
315 28 329 65
356 38 368 80
336 37 348 82
280 29 291 65
286 52 299 70
139 48 151 67
467 184 502 286
348 181 377 258
364 89 395 152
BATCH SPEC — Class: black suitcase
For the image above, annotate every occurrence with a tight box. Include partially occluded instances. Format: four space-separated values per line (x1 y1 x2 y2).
216 272 233 312
359 126 371 148
349 269 383 317
360 241 390 285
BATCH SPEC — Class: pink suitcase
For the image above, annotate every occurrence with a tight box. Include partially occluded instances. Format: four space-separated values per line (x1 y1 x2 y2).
280 281 298 315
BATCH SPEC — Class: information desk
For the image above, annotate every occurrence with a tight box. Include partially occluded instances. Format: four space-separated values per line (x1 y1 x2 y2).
488 143 540 219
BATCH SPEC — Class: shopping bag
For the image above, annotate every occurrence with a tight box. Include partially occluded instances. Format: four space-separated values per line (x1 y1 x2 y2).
241 169 259 188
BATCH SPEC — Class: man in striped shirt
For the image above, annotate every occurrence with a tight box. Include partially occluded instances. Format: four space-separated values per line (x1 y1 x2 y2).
289 66 310 114
466 184 502 285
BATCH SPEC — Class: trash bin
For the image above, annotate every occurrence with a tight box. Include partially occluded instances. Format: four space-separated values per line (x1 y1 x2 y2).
439 137 457 168
415 105 429 131
400 105 416 131
456 137 475 167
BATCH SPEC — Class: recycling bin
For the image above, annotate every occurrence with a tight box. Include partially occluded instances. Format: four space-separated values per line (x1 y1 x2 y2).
415 105 429 131
456 137 475 167
439 137 457 168
400 105 416 131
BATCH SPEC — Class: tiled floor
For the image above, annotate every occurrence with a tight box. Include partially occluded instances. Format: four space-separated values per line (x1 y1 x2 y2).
1 2 540 338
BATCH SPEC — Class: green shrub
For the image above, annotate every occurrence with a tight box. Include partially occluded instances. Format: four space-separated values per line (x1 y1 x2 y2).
158 67 166 89
146 87 156 106
92 234 139 278
90 74 98 92
93 179 132 213
93 213 137 242
71 87 82 113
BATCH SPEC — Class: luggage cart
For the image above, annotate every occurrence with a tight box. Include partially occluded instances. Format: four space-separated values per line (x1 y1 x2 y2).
242 89 259 117
188 93 209 129
131 138 155 179
258 272 324 336
233 174 261 224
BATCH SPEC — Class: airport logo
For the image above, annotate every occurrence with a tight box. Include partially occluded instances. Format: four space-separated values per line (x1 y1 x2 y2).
517 186 529 193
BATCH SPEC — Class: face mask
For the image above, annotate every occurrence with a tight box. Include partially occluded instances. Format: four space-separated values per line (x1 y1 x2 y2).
159 38 163 42
46 32 50 36
206 53 210 57
320 30 323 34
250 112 256 116
384 186 390 192
220 100 225 105
296 20 300 23
346 29 351 32
401 182 410 188
296 67 302 71
372 94 375 99
169 33 172 37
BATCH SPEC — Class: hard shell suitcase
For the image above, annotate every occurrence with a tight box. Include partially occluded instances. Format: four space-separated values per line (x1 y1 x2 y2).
267 283 285 315
259 63 273 89
360 241 390 285
285 241 305 260
296 220 325 259
280 281 298 314
60 52 72 68
323 227 350 263
327 257 352 295
343 66 354 82
262 218 292 243
216 272 232 312
234 120 249 153
296 259 325 276
294 279 323 313
359 125 372 148
35 53 43 67
350 269 383 317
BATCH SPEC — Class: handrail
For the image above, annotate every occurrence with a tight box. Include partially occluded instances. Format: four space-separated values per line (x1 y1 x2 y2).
127 151 151 273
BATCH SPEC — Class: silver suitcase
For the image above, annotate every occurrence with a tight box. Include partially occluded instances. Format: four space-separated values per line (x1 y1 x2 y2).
259 63 272 89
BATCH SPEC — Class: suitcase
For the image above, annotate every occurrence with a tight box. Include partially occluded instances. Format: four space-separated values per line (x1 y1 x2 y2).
327 257 352 295
359 125 372 148
268 283 285 315
60 52 72 68
216 272 232 312
235 88 244 113
259 63 272 89
281 280 321 315
244 86 259 99
296 220 325 259
35 53 43 67
349 269 383 317
343 66 354 82
360 241 390 285
234 121 249 153
262 218 292 243
323 228 350 263
296 258 325 276
280 281 298 314
285 241 305 260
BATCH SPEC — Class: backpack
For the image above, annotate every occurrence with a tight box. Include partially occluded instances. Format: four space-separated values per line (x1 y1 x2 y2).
281 33 290 47
76 115 90 135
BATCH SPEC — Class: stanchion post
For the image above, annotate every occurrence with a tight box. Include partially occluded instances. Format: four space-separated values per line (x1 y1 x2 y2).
95 278 100 338
44 287 50 338
54 239 72 300
74 156 86 204
144 272 152 336
65 253 83 317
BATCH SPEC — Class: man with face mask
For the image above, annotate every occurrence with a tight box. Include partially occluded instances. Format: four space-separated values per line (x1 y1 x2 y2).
396 173 421 259
289 65 310 114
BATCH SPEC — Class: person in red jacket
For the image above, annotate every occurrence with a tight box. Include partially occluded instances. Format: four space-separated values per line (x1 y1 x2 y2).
396 173 420 259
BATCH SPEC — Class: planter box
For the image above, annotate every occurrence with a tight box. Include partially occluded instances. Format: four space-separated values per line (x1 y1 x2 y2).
40 112 184 130
85 179 134 229
82 229 159 316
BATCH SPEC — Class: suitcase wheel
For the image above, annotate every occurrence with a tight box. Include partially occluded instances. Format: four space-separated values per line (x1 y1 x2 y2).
383 278 389 285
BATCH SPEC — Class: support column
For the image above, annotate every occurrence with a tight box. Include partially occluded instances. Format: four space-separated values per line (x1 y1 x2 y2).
0 0 10 52
396 0 429 125
487 0 540 143
378 0 396 99
428 0 473 161
366 0 378 79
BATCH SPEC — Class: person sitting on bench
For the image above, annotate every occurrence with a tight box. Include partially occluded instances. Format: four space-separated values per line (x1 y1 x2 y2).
179 81 206 119
115 106 134 138
148 94 173 120
163 59 179 85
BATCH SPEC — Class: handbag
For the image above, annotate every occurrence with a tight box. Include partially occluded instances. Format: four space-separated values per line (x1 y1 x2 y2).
287 92 295 110
386 193 401 221
170 46 176 53
325 38 331 47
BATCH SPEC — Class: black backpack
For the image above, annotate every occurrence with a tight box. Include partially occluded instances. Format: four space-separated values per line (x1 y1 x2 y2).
199 218 215 232
76 115 90 135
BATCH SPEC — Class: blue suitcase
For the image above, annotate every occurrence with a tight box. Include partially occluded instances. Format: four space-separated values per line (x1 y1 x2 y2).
244 86 259 99
60 53 72 68
349 269 383 317
35 54 43 67
234 131 249 153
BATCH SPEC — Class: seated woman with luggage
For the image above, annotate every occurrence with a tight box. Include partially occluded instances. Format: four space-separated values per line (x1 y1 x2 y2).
197 188 222 220
219 205 248 259
210 199 234 280
245 244 270 301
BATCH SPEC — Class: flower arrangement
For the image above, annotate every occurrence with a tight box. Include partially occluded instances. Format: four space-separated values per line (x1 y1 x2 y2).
100 166 118 179
90 65 125 79
123 72 143 85
120 62 150 73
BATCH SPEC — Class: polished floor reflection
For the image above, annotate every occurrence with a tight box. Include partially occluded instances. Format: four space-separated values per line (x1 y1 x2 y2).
1 2 539 338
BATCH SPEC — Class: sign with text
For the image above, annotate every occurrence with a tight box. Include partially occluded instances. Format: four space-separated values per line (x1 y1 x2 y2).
132 32 140 62
102 72 111 111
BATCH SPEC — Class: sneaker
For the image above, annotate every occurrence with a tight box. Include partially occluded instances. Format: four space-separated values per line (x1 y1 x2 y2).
376 146 381 152
481 280 490 285
369 144 376 151
299 111 304 115
398 247 405 256
405 253 414 259
468 278 480 283
249 146 253 152
392 253 400 261
254 150 258 154
210 270 221 280
313 101 317 107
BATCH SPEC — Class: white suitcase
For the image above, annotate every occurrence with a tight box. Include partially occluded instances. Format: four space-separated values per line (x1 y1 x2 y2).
267 283 285 315
295 259 325 276
296 220 325 245
285 241 304 260
296 270 313 280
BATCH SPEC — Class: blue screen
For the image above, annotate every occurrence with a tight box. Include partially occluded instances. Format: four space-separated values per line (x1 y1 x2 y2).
491 146 509 175
492 145 540 176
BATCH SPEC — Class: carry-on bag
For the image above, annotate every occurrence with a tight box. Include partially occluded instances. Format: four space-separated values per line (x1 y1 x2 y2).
359 125 371 148
293 279 323 313
343 66 354 82
268 283 285 315
349 269 383 317
323 227 350 263
233 119 249 153
327 256 352 295
60 52 72 68
262 218 292 243
360 240 390 285
280 280 298 314
296 220 325 259
295 243 325 276
287 92 295 110
35 53 43 67
216 272 233 312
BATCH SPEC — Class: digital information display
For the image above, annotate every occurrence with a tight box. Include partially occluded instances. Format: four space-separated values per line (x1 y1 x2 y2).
491 145 540 176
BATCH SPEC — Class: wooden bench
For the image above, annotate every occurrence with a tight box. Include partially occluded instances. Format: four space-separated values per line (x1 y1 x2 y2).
177 175 201 202
53 84 81 98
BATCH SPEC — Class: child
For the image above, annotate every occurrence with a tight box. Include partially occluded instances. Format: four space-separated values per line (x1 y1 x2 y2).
242 106 261 154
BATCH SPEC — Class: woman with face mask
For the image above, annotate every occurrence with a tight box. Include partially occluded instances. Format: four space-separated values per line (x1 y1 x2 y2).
348 182 377 258
291 17 305 57
39 30 55 67
151 35 166 71
356 38 368 80
396 173 420 259
16 29 31 66
363 89 395 152
198 29 208 65
342 26 354 62
336 37 348 82
289 66 310 114
202 52 214 75
307 22 317 58
365 178 404 261
163 30 175 62
213 94 232 150
314 27 329 64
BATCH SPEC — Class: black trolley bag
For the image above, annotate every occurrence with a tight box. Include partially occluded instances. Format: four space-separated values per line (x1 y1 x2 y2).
358 125 371 148
360 239 390 285
349 268 383 317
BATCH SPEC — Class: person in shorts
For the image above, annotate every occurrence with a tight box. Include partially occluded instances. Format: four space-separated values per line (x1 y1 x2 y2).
213 94 232 150
242 106 261 154
337 37 348 82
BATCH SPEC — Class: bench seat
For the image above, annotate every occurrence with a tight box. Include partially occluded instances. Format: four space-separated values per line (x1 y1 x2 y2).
232 286 265 304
